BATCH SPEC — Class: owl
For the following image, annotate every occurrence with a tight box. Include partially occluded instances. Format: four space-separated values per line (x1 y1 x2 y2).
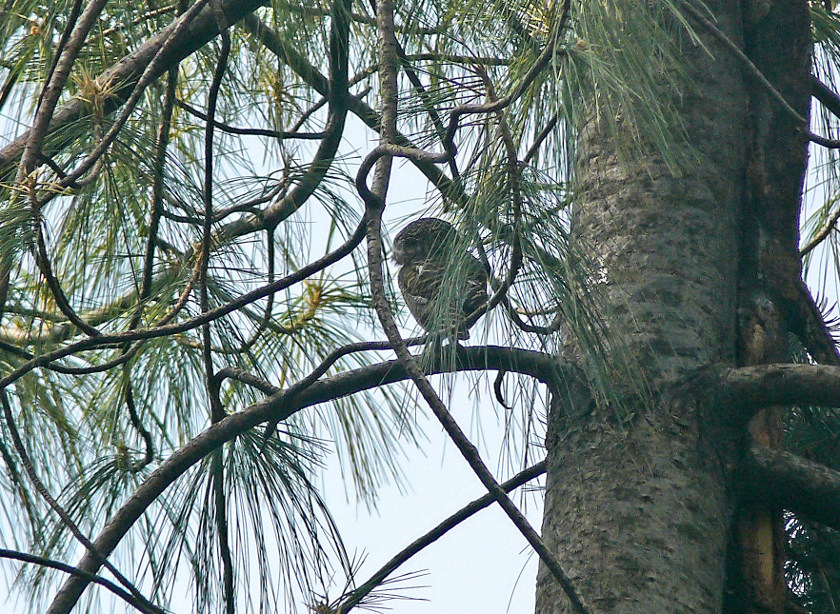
392 218 488 339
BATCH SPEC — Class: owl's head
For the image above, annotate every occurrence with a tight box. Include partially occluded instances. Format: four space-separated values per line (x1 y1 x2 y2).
392 217 458 265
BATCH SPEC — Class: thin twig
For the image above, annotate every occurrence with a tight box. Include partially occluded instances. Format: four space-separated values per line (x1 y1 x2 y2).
101 5 180 37
524 113 559 164
117 65 181 471
122 378 155 472
336 461 547 613
176 98 325 140
201 5 235 609
237 227 276 353
0 548 163 614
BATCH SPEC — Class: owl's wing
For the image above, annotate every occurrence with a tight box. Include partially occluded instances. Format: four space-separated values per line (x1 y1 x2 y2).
462 254 489 317
398 258 488 338
398 262 446 300
398 262 448 333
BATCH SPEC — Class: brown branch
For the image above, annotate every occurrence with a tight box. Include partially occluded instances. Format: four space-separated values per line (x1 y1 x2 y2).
42 345 565 614
742 445 840 532
358 0 585 611
0 548 163 614
55 0 214 188
811 75 840 121
524 113 559 164
809 131 840 149
720 364 840 423
175 98 325 140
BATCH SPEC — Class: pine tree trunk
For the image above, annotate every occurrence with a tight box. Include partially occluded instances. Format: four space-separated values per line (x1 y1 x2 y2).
535 3 751 612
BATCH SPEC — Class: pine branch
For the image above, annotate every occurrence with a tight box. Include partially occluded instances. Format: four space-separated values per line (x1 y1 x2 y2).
721 364 840 423
42 344 567 614
742 445 840 532
0 0 269 181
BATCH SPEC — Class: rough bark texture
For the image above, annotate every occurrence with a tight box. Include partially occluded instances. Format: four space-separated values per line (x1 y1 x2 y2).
536 2 747 612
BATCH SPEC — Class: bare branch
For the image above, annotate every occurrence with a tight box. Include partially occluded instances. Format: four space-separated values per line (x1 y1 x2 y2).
0 548 163 614
811 75 840 121
742 445 840 532
357 0 585 611
810 132 840 149
721 364 840 423
176 98 325 140
336 460 547 613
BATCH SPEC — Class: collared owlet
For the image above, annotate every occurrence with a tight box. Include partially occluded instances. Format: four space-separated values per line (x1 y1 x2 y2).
392 218 488 339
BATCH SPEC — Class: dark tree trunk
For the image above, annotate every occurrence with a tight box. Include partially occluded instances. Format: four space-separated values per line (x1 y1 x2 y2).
733 1 812 612
536 2 760 612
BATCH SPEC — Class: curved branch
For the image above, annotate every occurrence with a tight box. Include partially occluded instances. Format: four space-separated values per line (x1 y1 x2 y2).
741 445 840 532
175 98 324 140
811 75 840 121
720 364 840 424
241 14 470 207
358 1 585 610
0 549 163 614
44 344 566 614
809 131 840 149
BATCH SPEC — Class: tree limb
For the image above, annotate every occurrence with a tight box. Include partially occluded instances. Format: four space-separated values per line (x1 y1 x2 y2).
0 548 164 614
43 345 568 614
720 364 840 423
742 445 840 532
336 460 547 613
811 75 840 121
0 0 269 181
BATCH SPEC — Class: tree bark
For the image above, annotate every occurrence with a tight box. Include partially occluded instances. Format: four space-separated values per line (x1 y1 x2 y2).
536 2 748 612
